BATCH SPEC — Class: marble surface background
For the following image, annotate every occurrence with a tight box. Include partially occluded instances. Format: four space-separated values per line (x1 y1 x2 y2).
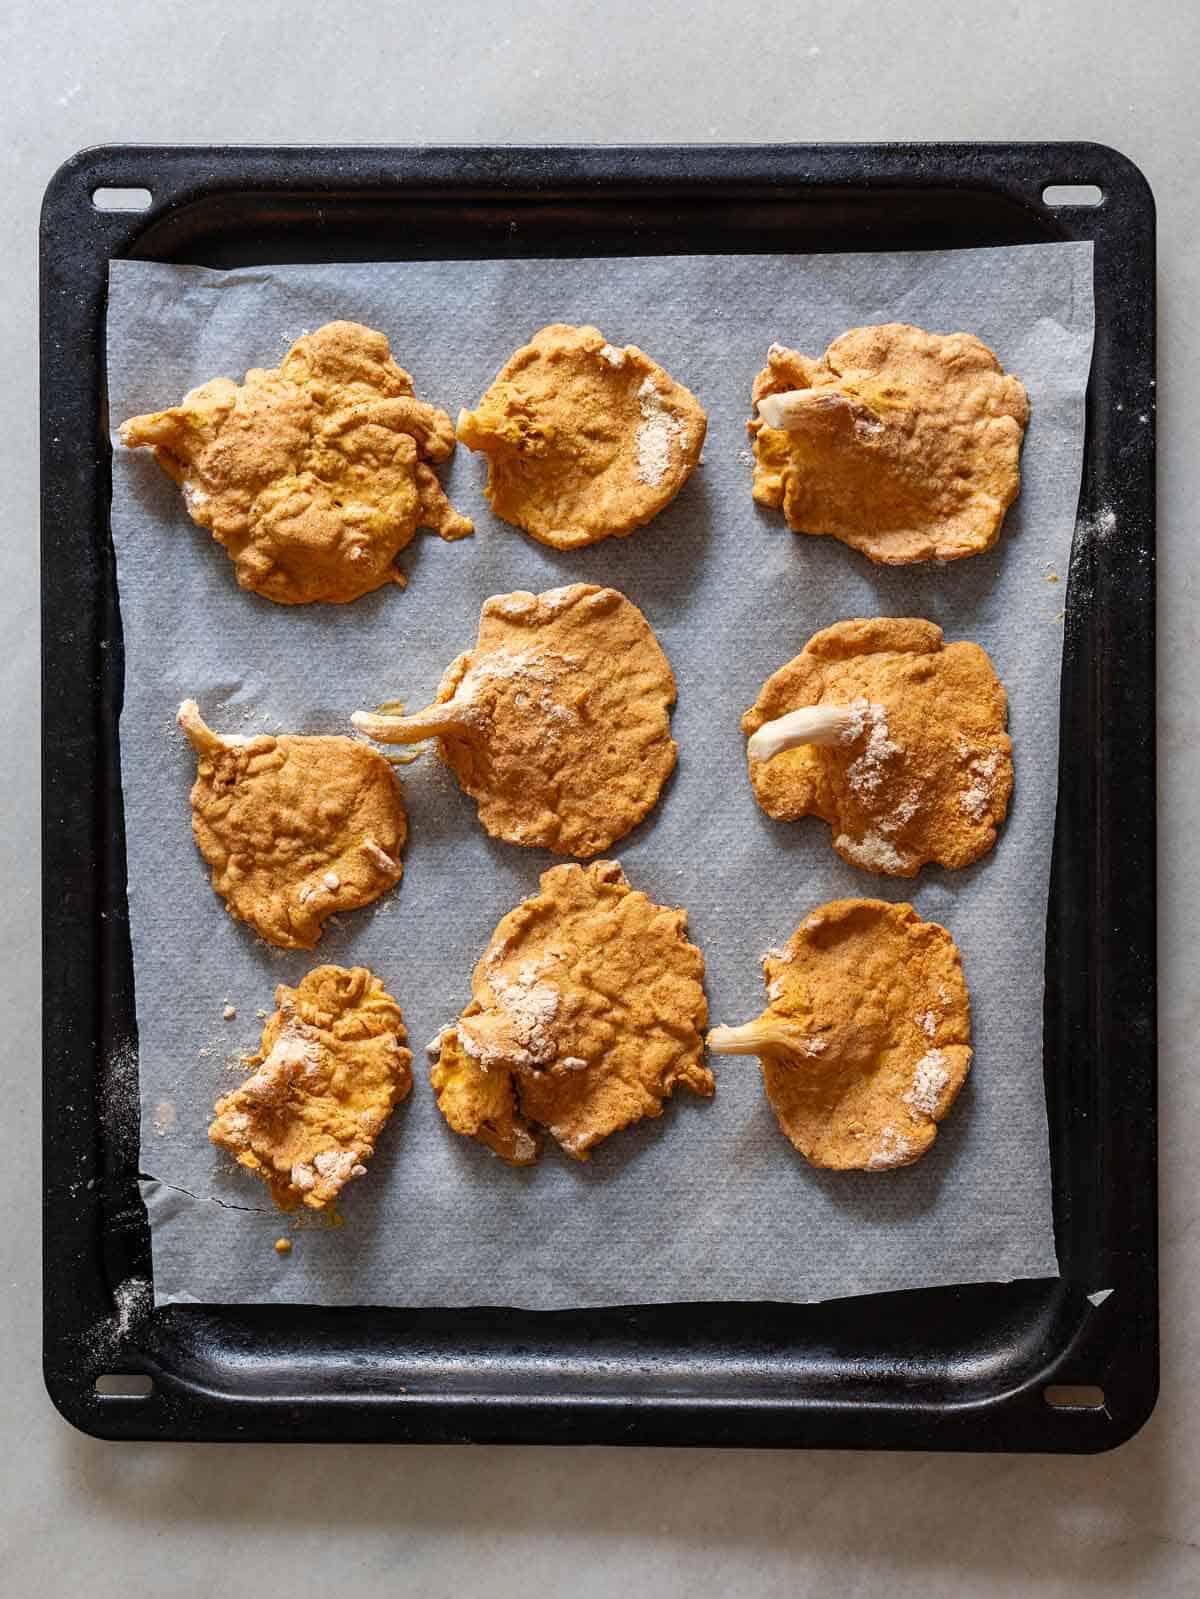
3 2 1193 1593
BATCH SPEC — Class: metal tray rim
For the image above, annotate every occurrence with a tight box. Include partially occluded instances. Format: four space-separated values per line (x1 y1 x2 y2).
41 141 1157 1452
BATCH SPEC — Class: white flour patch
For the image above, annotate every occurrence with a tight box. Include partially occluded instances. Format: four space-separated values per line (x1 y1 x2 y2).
635 377 684 485
867 1125 914 1170
460 962 561 1069
835 830 910 874
846 703 900 798
960 750 1001 823
903 1050 950 1118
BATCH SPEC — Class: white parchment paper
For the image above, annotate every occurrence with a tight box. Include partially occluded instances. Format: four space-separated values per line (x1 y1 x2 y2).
106 243 1092 1307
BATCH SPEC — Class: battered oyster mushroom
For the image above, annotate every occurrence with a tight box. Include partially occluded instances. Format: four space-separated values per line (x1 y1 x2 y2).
178 699 405 949
353 584 677 857
750 324 1029 564
120 320 472 604
430 860 712 1165
708 899 971 1171
209 965 413 1210
456 323 706 548
742 618 1013 877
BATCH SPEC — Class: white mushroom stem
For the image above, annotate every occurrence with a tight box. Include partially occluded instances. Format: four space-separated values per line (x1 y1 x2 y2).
756 387 882 433
176 698 227 757
748 704 862 765
707 1017 821 1059
352 694 475 744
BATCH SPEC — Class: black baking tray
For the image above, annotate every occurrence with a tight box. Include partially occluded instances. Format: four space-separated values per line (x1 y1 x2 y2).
41 143 1156 1450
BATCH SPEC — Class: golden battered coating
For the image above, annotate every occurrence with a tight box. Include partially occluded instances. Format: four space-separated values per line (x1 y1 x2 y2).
456 324 706 548
742 619 1012 877
354 584 676 858
708 899 971 1171
120 320 472 604
178 699 405 949
430 860 712 1165
749 324 1029 564
209 965 412 1210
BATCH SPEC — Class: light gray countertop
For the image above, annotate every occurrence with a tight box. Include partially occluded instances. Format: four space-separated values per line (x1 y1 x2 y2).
3 3 1194 1593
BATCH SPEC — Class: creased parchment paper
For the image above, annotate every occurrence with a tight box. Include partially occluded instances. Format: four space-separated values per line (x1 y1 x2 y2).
106 243 1092 1307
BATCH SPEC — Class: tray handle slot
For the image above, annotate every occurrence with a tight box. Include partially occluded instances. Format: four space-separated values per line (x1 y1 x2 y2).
1043 1383 1106 1411
1042 184 1103 207
93 1373 154 1398
91 187 152 212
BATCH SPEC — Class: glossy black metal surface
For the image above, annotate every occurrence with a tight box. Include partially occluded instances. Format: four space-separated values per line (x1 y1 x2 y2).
40 144 1156 1448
